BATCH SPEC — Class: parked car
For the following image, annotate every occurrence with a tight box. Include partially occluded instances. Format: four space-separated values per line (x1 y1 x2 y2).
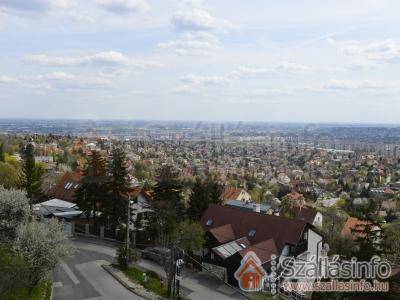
141 246 170 265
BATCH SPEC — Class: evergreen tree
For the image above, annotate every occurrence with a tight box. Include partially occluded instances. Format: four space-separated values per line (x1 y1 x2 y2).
0 143 4 162
352 199 386 261
75 151 107 229
187 175 221 221
151 165 184 240
21 143 43 208
187 177 208 221
106 147 130 229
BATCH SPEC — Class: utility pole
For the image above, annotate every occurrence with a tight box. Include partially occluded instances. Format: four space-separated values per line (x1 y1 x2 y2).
125 195 131 268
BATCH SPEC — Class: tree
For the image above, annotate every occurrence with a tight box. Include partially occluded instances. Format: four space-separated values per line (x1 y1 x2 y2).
0 162 20 189
383 224 400 265
351 199 385 260
0 143 4 162
106 147 130 229
187 177 208 221
187 176 221 221
0 187 31 241
172 220 204 253
21 143 44 208
13 218 72 289
75 151 107 229
151 165 184 240
150 165 184 298
0 244 31 297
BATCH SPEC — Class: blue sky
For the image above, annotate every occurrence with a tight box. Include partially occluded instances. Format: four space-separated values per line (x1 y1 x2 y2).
0 0 400 123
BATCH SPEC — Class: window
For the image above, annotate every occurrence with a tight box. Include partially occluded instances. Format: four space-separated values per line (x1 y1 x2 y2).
206 219 213 226
248 229 256 237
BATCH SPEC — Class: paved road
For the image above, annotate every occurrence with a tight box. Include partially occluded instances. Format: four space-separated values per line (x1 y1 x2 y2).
53 237 244 300
51 239 143 300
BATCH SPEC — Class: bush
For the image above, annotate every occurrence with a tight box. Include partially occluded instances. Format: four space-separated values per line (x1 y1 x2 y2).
117 245 141 268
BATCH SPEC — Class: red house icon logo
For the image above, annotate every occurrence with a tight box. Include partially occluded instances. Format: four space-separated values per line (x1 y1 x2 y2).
234 251 267 292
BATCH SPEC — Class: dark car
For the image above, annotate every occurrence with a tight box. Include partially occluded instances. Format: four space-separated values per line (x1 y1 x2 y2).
141 246 170 265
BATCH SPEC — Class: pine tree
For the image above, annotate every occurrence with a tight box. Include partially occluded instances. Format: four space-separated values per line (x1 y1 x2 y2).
75 151 107 229
187 177 208 221
151 165 184 239
106 147 130 229
21 143 43 208
0 143 4 162
206 175 222 204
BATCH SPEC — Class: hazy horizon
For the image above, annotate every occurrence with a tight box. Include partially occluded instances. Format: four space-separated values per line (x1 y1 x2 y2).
1 0 400 123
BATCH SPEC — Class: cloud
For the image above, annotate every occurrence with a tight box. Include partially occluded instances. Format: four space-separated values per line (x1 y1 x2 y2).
328 38 400 64
0 75 18 84
96 0 149 14
24 51 161 68
171 8 235 32
181 74 231 86
233 62 312 77
322 79 399 91
0 0 71 13
157 32 221 56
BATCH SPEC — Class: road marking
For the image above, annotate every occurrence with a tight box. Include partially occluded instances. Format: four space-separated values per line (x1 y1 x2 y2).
53 281 63 288
60 261 80 285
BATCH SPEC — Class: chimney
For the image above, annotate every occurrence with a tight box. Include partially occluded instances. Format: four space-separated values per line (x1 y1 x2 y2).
253 203 261 213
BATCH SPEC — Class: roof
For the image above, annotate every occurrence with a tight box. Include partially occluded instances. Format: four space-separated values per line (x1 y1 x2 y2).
49 171 83 202
284 192 305 201
210 224 235 243
341 217 370 239
239 239 278 263
40 198 77 209
225 200 271 214
213 237 250 259
201 204 308 253
291 206 318 223
221 188 245 201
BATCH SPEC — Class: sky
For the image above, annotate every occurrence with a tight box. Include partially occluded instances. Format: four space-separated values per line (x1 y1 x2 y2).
0 0 400 123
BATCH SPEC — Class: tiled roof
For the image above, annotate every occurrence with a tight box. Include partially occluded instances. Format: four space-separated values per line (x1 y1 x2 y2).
221 188 244 201
201 204 308 253
48 171 83 202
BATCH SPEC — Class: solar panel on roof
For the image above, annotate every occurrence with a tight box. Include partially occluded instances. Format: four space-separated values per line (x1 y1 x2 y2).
230 242 242 251
224 244 237 255
217 247 230 258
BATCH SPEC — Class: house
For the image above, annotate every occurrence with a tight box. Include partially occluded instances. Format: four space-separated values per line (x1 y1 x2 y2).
48 171 83 202
220 188 251 203
33 198 82 220
200 204 324 289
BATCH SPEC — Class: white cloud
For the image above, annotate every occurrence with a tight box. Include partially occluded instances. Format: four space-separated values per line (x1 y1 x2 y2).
0 0 71 13
322 79 400 90
0 75 18 84
96 0 149 14
24 51 161 68
171 8 235 32
329 38 400 64
181 74 231 86
157 32 221 56
234 62 312 77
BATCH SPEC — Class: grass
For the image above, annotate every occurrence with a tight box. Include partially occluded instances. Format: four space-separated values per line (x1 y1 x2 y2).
2 277 52 300
121 266 168 298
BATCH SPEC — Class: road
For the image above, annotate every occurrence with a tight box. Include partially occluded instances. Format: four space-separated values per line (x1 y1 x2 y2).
52 237 244 300
51 239 143 300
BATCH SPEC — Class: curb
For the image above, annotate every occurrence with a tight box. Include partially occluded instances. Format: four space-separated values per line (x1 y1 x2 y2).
102 264 160 300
